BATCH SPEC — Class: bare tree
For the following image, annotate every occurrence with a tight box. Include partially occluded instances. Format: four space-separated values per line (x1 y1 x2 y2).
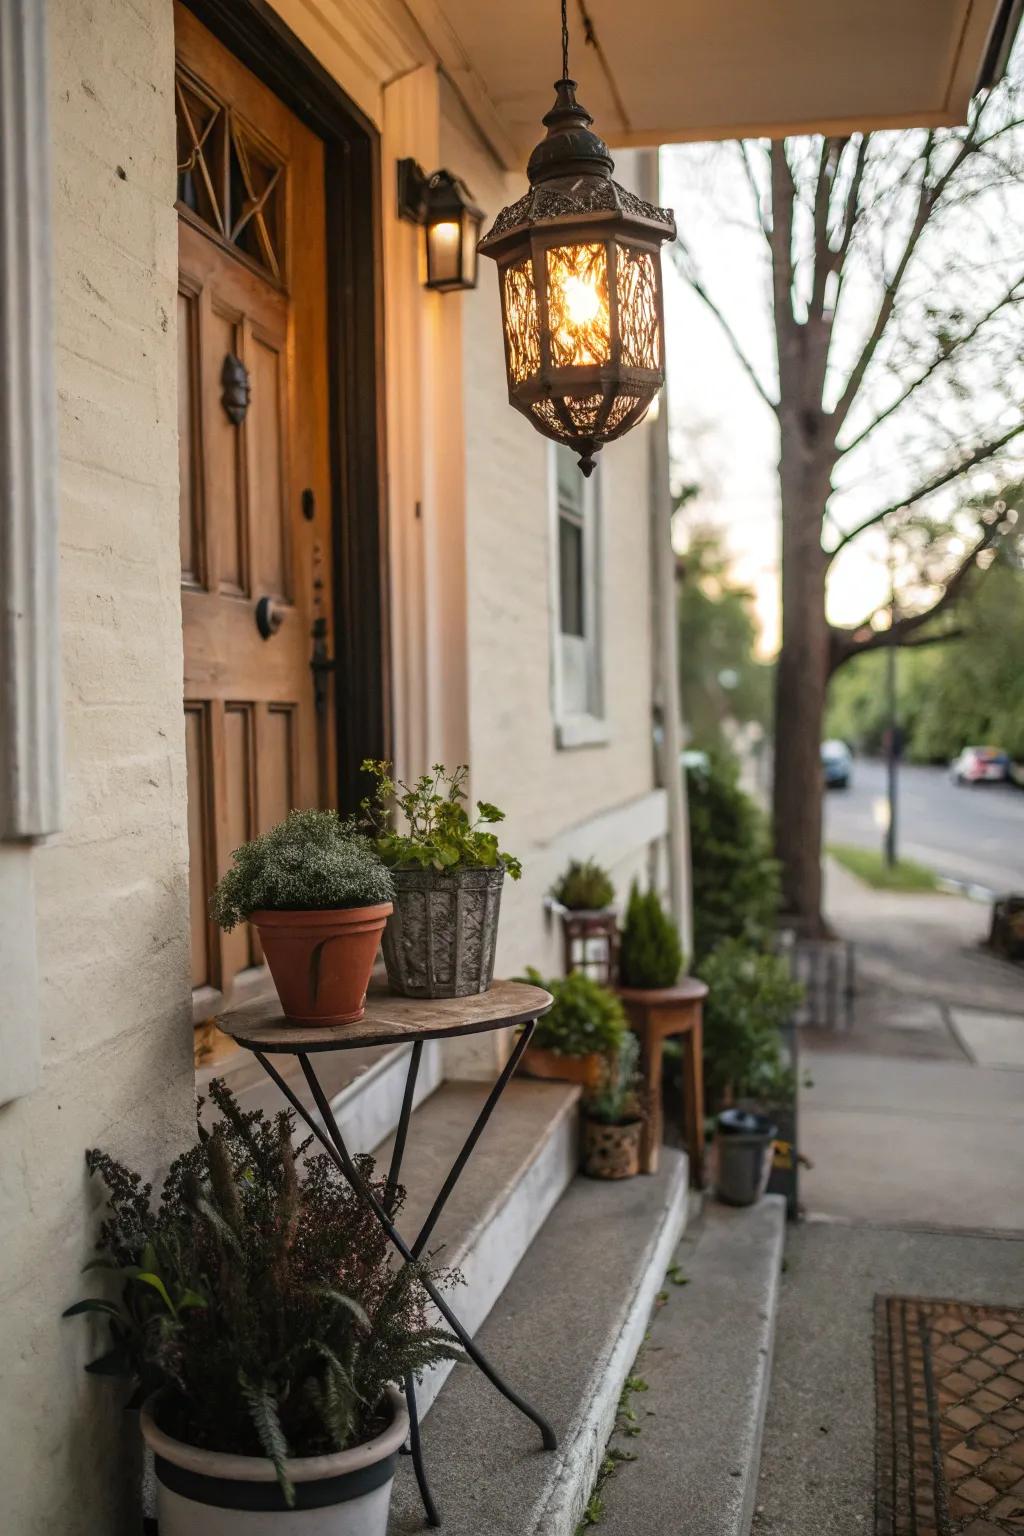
670 75 1024 933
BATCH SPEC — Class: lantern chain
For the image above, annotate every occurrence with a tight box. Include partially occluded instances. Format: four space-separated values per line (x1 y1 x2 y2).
560 0 569 80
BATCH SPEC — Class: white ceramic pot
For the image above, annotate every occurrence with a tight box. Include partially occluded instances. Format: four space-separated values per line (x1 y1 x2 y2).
140 1388 408 1536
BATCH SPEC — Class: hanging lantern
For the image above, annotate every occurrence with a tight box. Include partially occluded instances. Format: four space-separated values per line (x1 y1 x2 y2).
478 12 675 476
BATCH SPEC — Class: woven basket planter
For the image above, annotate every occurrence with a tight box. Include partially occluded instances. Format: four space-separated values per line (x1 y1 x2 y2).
581 1116 642 1180
381 866 504 998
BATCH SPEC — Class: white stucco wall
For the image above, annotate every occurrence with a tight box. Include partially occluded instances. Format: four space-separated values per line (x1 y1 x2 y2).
440 82 661 983
0 3 196 1532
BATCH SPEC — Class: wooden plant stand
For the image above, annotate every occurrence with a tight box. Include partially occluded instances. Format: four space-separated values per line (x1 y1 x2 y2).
617 978 708 1186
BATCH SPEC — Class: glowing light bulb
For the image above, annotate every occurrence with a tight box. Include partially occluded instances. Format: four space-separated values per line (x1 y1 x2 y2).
562 275 600 328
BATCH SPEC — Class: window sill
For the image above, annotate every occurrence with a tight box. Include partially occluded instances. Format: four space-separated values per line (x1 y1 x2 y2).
556 714 611 750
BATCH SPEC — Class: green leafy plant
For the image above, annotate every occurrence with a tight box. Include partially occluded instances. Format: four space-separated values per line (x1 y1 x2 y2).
360 761 522 879
209 809 394 930
618 884 684 989
686 755 781 966
523 967 627 1058
585 1032 641 1125
65 1081 460 1505
696 938 803 1109
551 858 615 911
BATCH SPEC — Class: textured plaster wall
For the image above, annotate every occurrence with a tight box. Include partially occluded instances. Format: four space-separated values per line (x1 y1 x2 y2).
440 82 660 984
0 3 196 1532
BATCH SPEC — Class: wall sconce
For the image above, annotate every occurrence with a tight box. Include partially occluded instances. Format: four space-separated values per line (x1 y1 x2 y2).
397 159 483 293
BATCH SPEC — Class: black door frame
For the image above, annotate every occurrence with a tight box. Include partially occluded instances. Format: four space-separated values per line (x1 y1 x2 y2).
181 0 391 814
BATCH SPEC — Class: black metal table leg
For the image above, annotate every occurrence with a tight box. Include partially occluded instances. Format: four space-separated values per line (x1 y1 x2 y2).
252 1024 557 1527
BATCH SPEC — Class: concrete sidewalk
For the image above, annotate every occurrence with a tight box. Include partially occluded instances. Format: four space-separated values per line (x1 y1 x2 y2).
753 1223 1024 1536
798 859 1024 1231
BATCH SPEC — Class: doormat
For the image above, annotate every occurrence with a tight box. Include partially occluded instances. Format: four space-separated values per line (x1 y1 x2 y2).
876 1296 1024 1534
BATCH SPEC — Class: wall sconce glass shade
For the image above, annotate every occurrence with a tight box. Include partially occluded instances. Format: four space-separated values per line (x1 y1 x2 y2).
478 80 676 475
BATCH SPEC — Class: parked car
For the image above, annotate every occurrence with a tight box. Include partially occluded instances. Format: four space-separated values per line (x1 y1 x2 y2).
950 745 1012 785
821 739 852 789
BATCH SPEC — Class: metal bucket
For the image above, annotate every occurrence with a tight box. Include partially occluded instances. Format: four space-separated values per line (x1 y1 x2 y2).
381 866 504 998
714 1108 778 1207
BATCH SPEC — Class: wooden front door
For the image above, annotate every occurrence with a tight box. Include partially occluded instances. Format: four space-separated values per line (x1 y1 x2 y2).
175 4 334 1017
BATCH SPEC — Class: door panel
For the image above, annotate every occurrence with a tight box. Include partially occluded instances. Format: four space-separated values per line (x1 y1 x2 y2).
175 3 335 1017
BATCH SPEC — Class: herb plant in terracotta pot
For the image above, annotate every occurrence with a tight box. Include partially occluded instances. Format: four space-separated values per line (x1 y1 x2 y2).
65 1080 461 1536
360 761 521 998
518 968 626 1092
210 809 394 1026
582 1032 644 1179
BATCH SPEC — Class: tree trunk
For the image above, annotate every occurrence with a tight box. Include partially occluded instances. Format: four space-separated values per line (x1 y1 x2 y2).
772 425 832 936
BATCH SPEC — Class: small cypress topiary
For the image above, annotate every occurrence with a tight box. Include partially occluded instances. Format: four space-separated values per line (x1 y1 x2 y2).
618 882 684 989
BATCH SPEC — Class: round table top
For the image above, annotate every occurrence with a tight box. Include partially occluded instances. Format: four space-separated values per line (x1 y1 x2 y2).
216 978 554 1055
616 977 709 1005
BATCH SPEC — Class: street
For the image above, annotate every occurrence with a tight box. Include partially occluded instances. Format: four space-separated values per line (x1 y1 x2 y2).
824 757 1024 895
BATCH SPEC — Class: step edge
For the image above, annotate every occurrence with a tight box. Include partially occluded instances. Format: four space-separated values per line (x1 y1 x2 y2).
528 1153 691 1536
734 1196 786 1536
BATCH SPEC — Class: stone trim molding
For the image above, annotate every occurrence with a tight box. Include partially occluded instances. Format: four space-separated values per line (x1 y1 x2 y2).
0 0 62 841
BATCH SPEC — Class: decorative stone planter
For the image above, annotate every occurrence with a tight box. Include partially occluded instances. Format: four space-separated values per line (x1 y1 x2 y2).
581 1116 642 1179
140 1388 408 1536
519 1043 606 1092
252 904 392 1026
381 866 504 998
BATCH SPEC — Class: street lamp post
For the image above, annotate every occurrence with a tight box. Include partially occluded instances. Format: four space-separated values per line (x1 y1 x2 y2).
884 530 899 869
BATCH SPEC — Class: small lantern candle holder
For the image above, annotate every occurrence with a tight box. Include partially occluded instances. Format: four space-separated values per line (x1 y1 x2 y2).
559 906 620 985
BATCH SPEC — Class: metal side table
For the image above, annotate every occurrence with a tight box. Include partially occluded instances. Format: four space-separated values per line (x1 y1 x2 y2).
216 979 556 1528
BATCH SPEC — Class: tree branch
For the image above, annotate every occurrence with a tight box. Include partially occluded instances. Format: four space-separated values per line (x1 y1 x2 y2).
670 241 779 412
809 138 846 320
737 140 772 249
827 420 1024 559
830 132 935 432
769 142 796 336
829 521 1000 669
837 274 1024 457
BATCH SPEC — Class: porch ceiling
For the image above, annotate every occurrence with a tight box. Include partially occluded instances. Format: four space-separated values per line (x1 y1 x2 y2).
407 0 1020 169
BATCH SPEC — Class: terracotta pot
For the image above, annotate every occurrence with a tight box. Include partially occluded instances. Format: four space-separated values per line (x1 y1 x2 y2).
251 904 392 1026
519 1044 605 1092
581 1116 642 1180
141 1387 408 1536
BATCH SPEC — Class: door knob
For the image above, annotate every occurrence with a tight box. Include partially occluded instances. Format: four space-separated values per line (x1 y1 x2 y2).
255 595 285 639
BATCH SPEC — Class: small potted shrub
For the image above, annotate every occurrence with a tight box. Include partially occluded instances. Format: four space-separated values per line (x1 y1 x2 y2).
551 858 618 983
360 761 521 998
551 858 615 912
65 1081 460 1535
581 1032 644 1179
518 968 626 1092
617 881 684 990
696 939 803 1206
210 809 394 1026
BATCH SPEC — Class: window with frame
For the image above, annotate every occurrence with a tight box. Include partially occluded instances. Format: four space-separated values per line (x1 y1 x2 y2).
550 444 607 746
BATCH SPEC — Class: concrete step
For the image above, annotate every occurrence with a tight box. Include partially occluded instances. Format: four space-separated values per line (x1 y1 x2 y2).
199 1039 444 1155
374 1077 582 1415
387 1148 690 1536
598 1194 787 1536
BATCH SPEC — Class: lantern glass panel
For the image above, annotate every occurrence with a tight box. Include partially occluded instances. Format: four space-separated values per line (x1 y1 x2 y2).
502 258 542 382
427 218 462 288
545 243 611 368
615 244 660 370
461 212 482 287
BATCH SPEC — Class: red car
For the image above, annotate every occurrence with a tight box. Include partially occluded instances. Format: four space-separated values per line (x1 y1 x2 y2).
950 746 1012 785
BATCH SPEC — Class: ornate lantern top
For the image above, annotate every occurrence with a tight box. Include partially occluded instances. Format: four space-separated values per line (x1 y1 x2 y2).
478 65 676 475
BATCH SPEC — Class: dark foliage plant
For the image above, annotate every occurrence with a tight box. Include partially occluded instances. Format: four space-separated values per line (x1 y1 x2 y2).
686 755 781 966
522 967 627 1058
696 938 803 1109
360 761 522 879
65 1081 460 1505
618 883 684 989
209 809 394 930
551 858 615 911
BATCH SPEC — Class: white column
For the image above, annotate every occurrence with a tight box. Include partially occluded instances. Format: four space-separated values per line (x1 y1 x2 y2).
0 0 62 1102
